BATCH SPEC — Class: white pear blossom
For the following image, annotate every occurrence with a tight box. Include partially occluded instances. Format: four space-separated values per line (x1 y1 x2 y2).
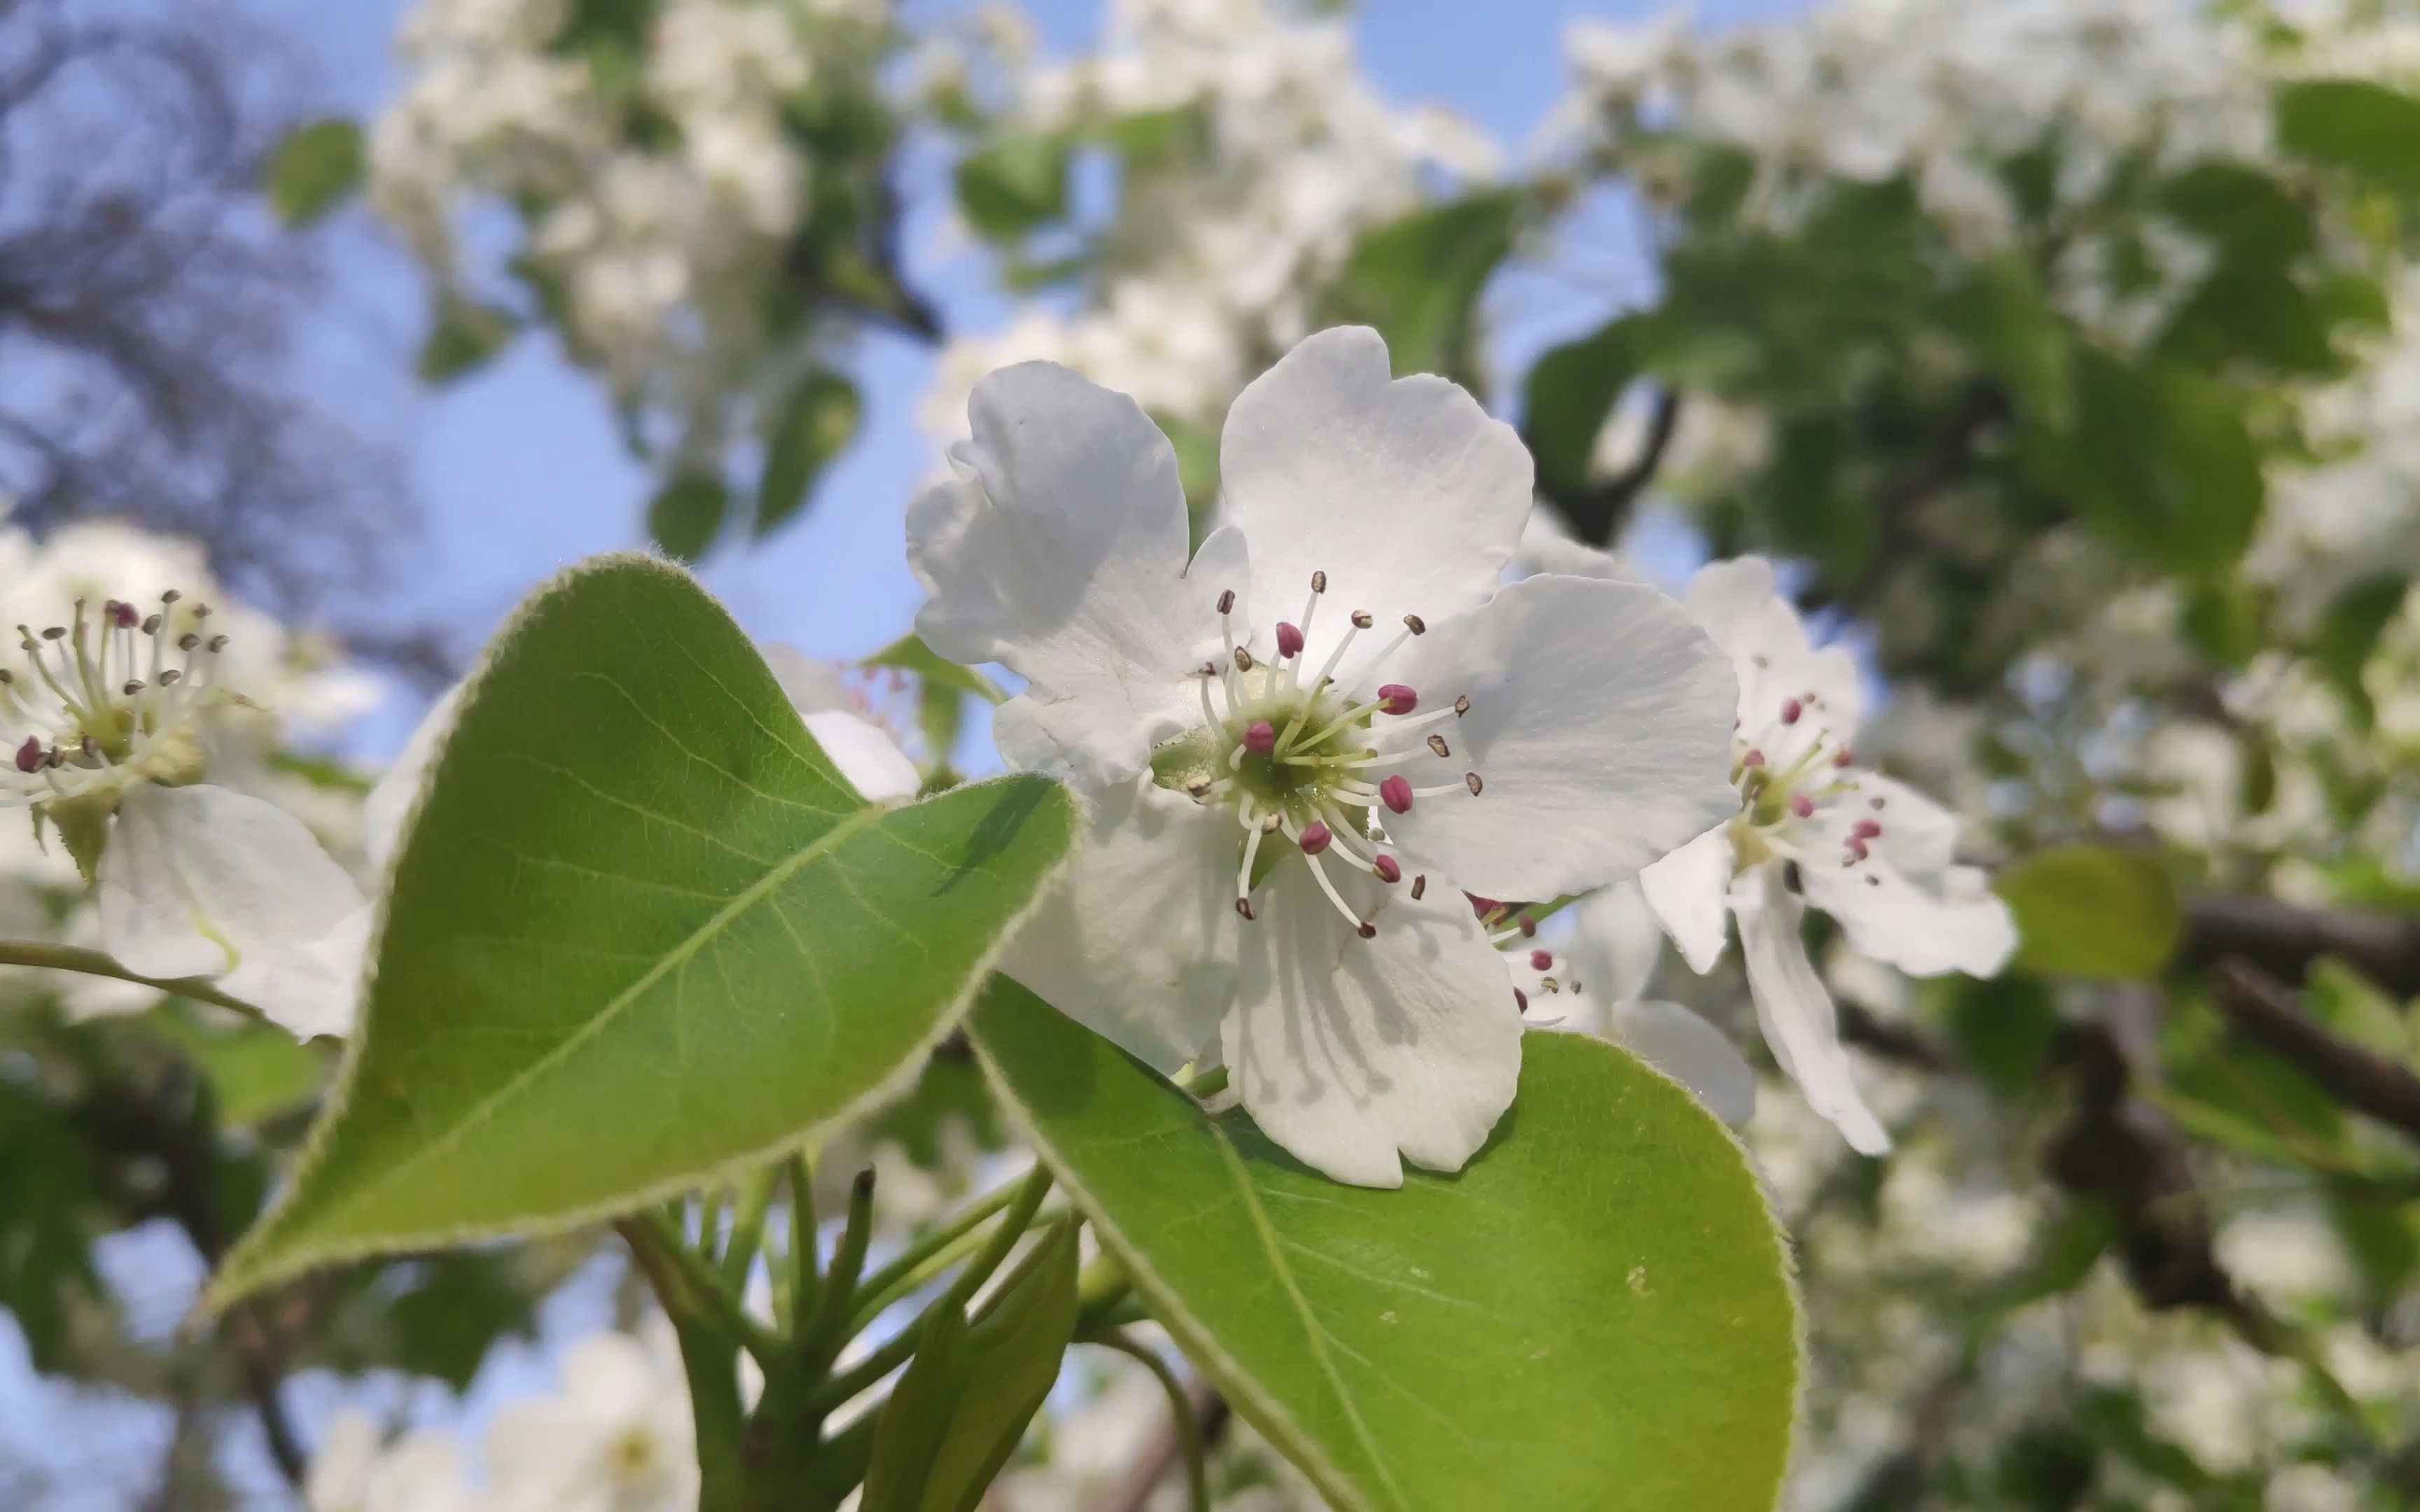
307 1411 485 1512
0 584 369 1040
1505 880 1758 1129
485 1318 697 1512
1637 557 2017 1154
910 326 1739 1185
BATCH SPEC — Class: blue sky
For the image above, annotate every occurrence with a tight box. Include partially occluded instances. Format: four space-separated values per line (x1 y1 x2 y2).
253 0 1797 757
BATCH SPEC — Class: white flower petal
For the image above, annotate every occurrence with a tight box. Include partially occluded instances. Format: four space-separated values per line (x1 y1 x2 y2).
1732 862 1890 1154
1641 823 1736 974
800 711 921 803
1610 999 1758 1128
1003 780 1238 1074
1564 876 1667 1004
1804 858 2018 979
1385 575 1739 899
1217 326 1531 671
1226 861 1521 1187
99 784 368 1040
363 686 462 874
1685 555 1862 747
1820 769 1961 876
908 362 1233 788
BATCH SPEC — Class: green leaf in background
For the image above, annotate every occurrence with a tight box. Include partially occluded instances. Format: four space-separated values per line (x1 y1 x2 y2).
2275 78 2420 195
209 556 1076 1306
1322 191 1522 385
418 295 517 385
912 1217 1080 1512
954 135 1071 239
141 1005 328 1128
2055 352 2262 578
865 634 1008 775
0 1082 102 1373
757 371 862 537
646 472 729 561
266 118 365 226
2157 160 2314 267
972 979 1800 1512
1942 255 2073 436
1521 314 1640 502
1995 844 2182 981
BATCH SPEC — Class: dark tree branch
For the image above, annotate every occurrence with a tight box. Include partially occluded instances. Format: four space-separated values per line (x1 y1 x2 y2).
1837 1000 1952 1072
1092 1379 1229 1512
1552 385 1681 547
2183 897 2420 1000
76 1072 309 1488
2211 958 2420 1144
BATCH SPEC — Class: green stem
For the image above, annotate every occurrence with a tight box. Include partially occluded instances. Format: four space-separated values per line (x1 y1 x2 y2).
1084 1332 1209 1512
802 1317 927 1418
782 1152 817 1334
798 1167 876 1371
936 1162 1054 1314
621 1212 784 1368
674 1316 749 1512
0 939 267 1021
844 1177 1027 1327
723 1167 779 1294
844 1203 1070 1338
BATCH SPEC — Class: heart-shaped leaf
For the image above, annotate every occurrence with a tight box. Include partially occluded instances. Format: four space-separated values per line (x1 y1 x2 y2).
211 557 1075 1306
971 979 1800 1512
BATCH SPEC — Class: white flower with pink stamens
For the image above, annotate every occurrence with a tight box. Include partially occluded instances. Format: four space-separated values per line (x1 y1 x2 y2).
1639 556 2019 1155
910 326 1740 1186
0 589 368 1041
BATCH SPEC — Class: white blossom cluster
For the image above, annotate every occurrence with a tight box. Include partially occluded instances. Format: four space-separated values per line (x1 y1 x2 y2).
369 0 885 424
919 0 1496 441
307 1317 697 1512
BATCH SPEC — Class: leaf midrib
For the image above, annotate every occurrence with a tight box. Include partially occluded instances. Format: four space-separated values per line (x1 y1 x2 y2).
1207 1121 1415 1512
326 798 895 1220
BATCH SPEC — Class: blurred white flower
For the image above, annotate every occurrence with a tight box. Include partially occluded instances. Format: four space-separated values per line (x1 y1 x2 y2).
307 1410 484 1512
485 1317 696 1512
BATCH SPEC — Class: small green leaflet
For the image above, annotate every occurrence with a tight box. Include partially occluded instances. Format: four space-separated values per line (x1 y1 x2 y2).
972 979 1801 1512
210 557 1075 1307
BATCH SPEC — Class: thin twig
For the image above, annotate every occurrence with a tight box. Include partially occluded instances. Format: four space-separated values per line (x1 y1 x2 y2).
2184 898 2420 999
0 937 267 1020
2211 958 2420 1144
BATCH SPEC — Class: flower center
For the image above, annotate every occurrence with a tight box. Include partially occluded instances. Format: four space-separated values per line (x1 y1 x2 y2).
0 590 230 811
1150 572 1482 939
1725 666 1879 872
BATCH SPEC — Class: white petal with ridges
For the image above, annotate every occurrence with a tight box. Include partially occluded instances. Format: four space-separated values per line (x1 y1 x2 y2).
1382 574 1740 900
1003 780 1239 1074
1227 861 1520 1187
1641 823 1737 974
909 363 1236 790
1732 862 1890 1154
1217 326 1531 672
98 784 368 1040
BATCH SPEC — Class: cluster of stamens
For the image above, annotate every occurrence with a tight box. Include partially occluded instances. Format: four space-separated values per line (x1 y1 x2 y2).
1730 659 1884 880
0 591 230 808
1169 571 1484 939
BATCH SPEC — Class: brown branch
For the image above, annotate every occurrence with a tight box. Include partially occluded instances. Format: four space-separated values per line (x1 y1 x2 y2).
2183 897 2420 1000
1837 1000 1952 1072
1552 386 1681 547
2211 958 2420 1143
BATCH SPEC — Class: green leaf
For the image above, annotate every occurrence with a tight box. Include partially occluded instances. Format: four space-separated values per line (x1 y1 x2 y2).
2275 78 2420 194
955 136 1070 239
2157 161 2314 267
267 118 365 226
863 635 1006 706
141 1006 328 1128
1521 316 1641 502
1940 976 2062 1100
647 473 728 562
1322 192 1522 384
757 372 861 538
209 557 1076 1306
1996 845 2181 981
1942 255 2073 435
419 295 517 385
0 1082 100 1373
917 1217 1081 1512
2055 353 2262 577
862 1305 975 1512
971 980 1799 1512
